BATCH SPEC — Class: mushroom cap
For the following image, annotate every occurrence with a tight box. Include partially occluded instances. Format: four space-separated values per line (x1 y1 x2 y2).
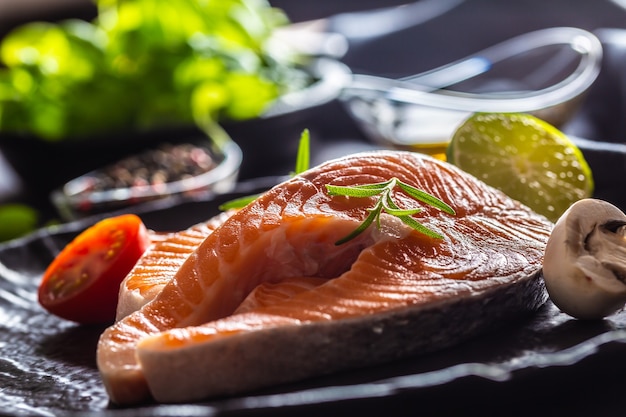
543 198 626 320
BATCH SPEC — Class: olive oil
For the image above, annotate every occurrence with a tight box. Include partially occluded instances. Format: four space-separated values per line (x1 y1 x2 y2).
390 141 449 161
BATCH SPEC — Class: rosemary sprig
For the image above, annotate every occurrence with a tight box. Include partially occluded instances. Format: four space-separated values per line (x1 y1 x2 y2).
219 129 311 210
326 178 455 245
220 130 455 245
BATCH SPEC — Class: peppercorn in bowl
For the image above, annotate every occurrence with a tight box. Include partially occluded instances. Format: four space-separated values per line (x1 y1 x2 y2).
50 132 242 221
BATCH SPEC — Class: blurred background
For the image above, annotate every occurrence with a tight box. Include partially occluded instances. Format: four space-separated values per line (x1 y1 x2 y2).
0 0 625 240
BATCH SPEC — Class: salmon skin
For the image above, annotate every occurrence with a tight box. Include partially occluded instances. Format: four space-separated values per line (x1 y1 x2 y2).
97 150 552 405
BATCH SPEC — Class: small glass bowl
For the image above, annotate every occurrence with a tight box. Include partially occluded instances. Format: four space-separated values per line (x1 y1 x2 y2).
51 132 242 221
340 27 603 157
47 57 351 221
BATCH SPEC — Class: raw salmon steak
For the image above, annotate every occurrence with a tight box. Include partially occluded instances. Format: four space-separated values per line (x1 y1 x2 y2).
116 210 236 321
97 150 552 405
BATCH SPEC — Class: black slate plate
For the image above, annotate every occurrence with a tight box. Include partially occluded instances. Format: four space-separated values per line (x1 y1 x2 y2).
3 173 626 417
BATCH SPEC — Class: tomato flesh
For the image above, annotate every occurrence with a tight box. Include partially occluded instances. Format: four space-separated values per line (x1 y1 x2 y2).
38 214 151 324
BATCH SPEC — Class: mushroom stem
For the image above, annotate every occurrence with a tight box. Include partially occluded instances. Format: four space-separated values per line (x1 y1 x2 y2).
542 198 626 320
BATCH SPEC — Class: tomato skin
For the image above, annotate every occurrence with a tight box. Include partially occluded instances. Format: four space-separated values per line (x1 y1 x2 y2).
38 214 151 325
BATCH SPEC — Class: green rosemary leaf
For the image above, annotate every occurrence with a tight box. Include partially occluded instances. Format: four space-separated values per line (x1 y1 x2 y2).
292 129 310 176
349 180 393 190
398 215 444 239
397 181 455 215
382 203 422 217
383 192 400 210
335 207 379 245
220 129 311 210
372 199 384 229
326 184 384 198
382 190 420 216
218 194 259 211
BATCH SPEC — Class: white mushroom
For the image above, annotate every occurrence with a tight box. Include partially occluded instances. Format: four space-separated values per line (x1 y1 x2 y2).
543 198 626 320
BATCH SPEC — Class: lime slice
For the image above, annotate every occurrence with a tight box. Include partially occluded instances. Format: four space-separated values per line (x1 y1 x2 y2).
446 112 594 222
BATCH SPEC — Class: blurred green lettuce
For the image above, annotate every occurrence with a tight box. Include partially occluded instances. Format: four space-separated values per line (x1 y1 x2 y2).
0 0 309 141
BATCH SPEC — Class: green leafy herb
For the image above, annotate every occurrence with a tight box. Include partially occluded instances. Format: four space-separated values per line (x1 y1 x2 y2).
326 178 455 245
218 194 258 211
291 128 310 176
0 203 39 242
218 129 310 210
0 0 306 141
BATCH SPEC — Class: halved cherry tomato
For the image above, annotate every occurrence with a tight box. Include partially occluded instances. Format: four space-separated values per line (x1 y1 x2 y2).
38 214 151 325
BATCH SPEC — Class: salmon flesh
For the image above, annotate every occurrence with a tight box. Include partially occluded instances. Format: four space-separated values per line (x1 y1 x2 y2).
116 210 237 321
97 150 552 405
